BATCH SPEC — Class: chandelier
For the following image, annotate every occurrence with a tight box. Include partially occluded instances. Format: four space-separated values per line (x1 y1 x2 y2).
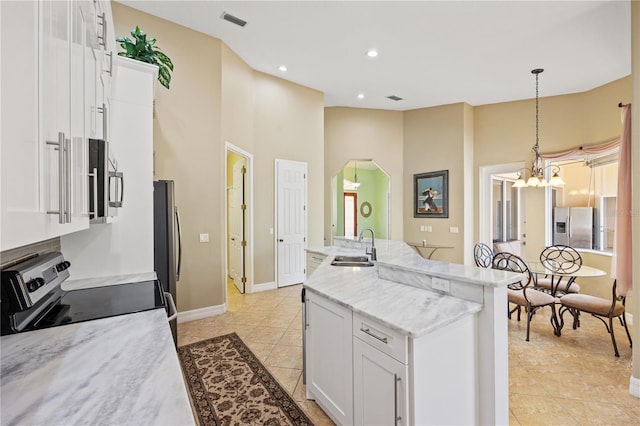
513 68 565 188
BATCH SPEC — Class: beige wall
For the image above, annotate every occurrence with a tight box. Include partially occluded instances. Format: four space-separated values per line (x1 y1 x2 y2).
113 3 225 311
252 72 324 284
403 103 470 264
113 3 324 310
324 108 404 243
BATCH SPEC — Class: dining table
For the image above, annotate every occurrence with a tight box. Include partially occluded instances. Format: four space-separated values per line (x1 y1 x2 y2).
527 260 606 296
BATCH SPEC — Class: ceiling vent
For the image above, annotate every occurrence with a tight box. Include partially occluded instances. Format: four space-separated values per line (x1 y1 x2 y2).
221 12 247 27
387 95 403 101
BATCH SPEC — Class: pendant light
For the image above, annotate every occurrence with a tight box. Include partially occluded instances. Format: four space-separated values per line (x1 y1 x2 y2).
353 161 361 189
513 68 565 188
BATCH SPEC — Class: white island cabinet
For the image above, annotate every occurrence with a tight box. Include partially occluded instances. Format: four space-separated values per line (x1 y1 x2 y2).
306 290 477 426
304 239 517 425
305 291 353 424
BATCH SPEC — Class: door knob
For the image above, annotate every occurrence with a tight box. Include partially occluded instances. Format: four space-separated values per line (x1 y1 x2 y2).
278 239 284 242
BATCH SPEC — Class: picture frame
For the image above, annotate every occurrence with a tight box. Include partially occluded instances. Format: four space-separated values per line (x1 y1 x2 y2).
414 170 449 218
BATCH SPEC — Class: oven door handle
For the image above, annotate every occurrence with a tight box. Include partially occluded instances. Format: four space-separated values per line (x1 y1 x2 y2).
164 291 178 322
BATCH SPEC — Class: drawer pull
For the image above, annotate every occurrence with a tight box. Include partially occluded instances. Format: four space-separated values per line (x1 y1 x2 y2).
360 327 388 344
394 375 402 425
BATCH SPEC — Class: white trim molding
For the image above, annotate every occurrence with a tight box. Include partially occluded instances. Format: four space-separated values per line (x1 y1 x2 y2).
252 281 276 293
630 375 640 398
178 303 226 323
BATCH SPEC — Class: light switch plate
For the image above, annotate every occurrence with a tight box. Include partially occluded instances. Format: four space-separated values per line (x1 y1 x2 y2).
199 233 209 243
450 226 459 233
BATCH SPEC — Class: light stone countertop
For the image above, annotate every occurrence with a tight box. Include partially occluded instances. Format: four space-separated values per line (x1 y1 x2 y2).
304 238 523 338
0 274 194 426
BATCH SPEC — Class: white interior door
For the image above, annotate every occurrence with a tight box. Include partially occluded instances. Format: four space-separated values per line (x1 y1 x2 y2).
228 159 245 293
276 159 307 287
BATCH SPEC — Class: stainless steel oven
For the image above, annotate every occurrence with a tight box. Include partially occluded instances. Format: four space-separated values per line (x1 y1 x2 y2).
1 252 173 336
88 139 123 223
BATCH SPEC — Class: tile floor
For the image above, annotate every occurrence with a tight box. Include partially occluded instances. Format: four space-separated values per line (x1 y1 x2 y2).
178 280 637 426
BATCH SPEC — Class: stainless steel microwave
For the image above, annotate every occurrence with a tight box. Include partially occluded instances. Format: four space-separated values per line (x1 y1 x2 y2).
88 139 123 222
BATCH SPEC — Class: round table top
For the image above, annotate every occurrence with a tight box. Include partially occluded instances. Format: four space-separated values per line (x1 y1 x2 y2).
527 261 606 278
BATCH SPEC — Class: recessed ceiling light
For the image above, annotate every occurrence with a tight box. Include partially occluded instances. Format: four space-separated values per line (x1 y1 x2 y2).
366 49 378 58
278 65 287 72
357 93 365 99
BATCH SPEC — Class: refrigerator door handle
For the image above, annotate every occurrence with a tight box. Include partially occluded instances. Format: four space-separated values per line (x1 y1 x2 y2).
567 216 571 239
164 291 178 322
175 207 183 281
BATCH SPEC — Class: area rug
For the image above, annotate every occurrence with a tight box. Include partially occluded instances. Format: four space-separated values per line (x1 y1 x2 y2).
177 332 314 426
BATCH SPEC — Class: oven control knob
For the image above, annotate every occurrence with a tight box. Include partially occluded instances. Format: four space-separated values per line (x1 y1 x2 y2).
27 278 45 292
56 261 71 272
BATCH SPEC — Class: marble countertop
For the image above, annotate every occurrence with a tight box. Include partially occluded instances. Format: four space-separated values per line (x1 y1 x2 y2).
304 238 523 338
1 275 194 425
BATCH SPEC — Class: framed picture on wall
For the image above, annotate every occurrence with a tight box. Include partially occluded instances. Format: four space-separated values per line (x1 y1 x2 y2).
414 170 449 218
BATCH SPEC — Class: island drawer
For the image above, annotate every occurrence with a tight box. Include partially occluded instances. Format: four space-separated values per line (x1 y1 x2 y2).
353 313 407 364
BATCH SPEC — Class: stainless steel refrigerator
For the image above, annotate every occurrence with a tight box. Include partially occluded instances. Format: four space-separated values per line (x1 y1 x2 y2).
553 207 595 249
154 180 182 346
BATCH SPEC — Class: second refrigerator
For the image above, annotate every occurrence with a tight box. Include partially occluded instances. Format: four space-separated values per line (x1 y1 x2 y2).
553 207 595 249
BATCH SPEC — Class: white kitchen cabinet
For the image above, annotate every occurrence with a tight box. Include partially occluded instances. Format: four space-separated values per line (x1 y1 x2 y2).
0 0 49 250
305 291 353 425
306 291 478 425
1 0 115 251
306 250 327 277
353 337 408 426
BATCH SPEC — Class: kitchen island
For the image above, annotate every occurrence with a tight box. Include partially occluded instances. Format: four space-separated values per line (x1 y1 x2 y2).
0 274 194 425
304 238 522 426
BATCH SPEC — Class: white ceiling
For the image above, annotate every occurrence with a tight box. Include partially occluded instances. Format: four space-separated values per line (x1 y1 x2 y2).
116 0 631 111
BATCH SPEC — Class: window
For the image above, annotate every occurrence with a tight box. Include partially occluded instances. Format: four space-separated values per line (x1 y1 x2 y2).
492 177 520 243
548 150 618 253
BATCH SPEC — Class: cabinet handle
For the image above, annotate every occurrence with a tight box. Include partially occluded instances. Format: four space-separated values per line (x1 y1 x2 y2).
394 375 402 425
360 327 388 344
65 138 71 223
46 132 65 224
88 167 98 218
97 13 106 47
105 51 113 76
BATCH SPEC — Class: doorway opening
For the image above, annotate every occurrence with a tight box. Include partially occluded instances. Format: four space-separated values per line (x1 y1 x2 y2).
225 142 253 295
331 159 390 242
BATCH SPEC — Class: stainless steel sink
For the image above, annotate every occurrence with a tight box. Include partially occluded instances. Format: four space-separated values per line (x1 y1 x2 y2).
330 255 374 267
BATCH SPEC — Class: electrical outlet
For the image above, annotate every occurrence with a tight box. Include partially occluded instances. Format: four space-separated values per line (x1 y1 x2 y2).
199 233 209 243
450 226 459 233
432 277 450 293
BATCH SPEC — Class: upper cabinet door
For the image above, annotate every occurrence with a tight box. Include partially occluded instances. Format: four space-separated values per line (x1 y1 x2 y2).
0 1 50 251
41 0 71 231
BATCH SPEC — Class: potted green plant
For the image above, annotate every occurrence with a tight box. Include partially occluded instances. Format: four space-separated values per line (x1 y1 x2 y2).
116 26 174 89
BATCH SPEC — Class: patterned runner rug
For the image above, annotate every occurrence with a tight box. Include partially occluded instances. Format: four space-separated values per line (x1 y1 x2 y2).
178 332 314 426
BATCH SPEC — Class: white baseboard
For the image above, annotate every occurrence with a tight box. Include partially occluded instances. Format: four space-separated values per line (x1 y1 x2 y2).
630 375 640 398
178 303 226 323
625 312 633 325
251 281 276 293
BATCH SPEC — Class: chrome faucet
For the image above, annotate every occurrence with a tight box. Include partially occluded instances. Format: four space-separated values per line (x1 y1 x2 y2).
359 228 377 261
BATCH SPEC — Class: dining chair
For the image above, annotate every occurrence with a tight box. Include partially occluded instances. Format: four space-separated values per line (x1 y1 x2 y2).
535 245 582 295
473 243 494 268
558 279 632 357
492 252 559 341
